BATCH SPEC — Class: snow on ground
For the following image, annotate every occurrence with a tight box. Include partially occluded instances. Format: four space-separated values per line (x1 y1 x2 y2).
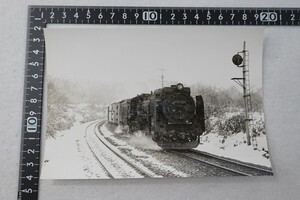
197 112 272 168
99 123 188 177
197 132 272 168
41 106 272 179
41 120 110 179
86 122 146 179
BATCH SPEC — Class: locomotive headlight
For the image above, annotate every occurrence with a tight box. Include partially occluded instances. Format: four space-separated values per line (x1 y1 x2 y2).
177 83 184 90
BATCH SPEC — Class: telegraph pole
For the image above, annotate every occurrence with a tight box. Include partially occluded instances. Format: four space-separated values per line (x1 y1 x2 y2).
231 41 254 146
159 68 165 88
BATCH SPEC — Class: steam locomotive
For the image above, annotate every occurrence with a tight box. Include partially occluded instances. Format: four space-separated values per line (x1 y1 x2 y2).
108 83 205 149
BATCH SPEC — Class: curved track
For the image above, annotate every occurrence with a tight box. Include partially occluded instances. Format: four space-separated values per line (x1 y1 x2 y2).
85 121 156 178
169 149 273 176
191 149 273 175
84 121 114 178
86 121 272 178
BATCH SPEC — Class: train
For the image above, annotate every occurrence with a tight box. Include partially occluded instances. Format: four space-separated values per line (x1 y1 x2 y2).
107 83 205 149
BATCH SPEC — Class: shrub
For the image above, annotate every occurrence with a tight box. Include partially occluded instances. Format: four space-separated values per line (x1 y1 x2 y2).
216 114 245 136
46 105 76 138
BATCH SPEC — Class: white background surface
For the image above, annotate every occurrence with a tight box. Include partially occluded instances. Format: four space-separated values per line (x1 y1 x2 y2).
1 1 300 200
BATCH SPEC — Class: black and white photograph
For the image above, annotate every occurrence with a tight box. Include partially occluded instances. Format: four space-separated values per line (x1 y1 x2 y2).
41 26 273 179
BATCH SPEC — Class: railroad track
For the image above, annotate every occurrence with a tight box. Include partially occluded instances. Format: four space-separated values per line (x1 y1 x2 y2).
169 149 273 176
85 120 157 179
86 121 273 177
84 121 114 178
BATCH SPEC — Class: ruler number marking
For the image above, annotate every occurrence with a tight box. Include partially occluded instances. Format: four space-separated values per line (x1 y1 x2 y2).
29 98 37 103
122 12 127 20
32 38 40 42
134 13 139 19
291 13 295 21
74 12 79 19
33 26 41 31
260 12 278 22
27 149 36 154
98 12 103 19
32 74 38 79
26 162 34 167
171 13 175 20
50 11 54 19
34 12 43 20
22 189 33 194
30 86 38 91
207 11 211 20
142 11 157 21
29 111 37 115
110 12 115 19
29 62 39 66
32 50 39 55
86 9 91 19
230 13 235 20
218 13 223 20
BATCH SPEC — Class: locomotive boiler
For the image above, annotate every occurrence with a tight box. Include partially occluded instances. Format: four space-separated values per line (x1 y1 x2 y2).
108 83 205 149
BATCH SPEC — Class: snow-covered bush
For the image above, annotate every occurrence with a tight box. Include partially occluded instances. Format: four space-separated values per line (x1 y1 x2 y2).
46 105 76 138
251 118 266 136
204 112 266 140
191 83 264 118
46 104 107 138
218 114 246 135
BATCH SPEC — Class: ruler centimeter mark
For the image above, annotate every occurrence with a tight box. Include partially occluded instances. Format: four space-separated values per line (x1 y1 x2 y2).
18 5 300 200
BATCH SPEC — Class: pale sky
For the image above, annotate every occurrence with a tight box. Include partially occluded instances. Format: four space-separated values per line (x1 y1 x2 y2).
44 25 263 99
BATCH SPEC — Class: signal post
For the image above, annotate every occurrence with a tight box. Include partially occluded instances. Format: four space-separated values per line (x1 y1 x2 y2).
231 41 253 146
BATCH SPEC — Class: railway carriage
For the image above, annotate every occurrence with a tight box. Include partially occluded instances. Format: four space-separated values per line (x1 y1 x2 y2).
119 99 131 125
108 83 205 149
108 102 120 124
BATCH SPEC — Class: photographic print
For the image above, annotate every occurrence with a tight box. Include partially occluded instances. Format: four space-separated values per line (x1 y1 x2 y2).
41 26 273 179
